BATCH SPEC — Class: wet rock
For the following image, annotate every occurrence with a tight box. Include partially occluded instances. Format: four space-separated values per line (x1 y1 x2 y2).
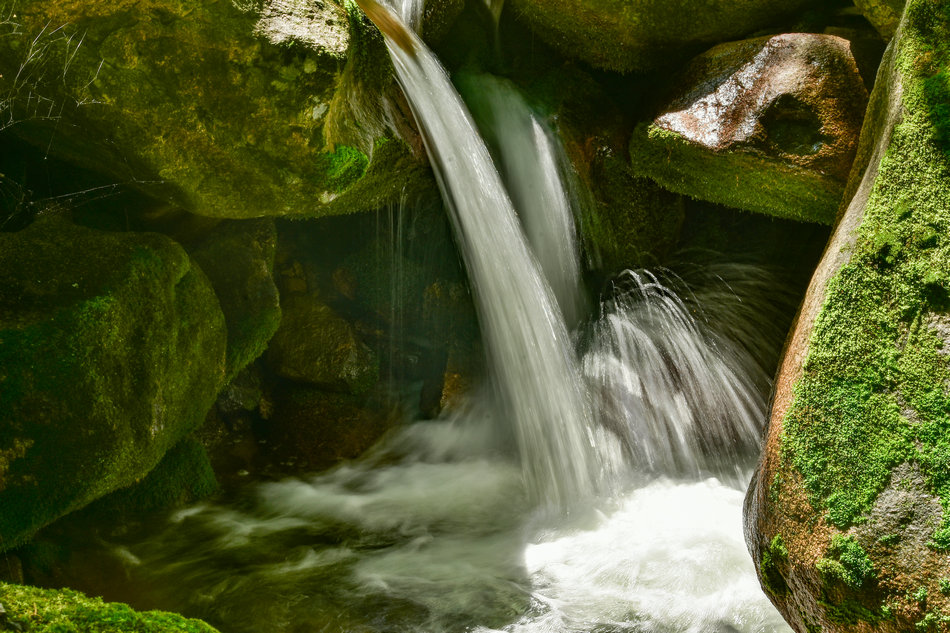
0 0 437 220
630 33 868 224
0 218 226 549
522 65 685 271
190 219 281 380
265 292 378 395
855 0 907 38
746 1 950 630
506 0 822 73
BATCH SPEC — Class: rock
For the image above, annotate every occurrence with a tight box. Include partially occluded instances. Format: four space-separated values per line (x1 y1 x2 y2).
0 218 226 549
506 0 822 73
0 582 219 632
190 219 281 380
855 0 907 38
519 65 685 271
630 33 869 225
746 1 950 630
0 0 438 219
265 292 378 395
260 383 390 473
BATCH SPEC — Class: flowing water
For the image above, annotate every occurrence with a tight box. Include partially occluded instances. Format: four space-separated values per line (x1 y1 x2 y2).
72 4 797 632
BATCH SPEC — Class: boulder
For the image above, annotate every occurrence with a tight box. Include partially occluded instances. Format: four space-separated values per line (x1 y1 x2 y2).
506 0 821 73
746 1 950 630
0 218 226 549
190 219 281 380
0 0 443 219
265 292 378 395
0 582 219 633
855 0 908 38
630 33 869 225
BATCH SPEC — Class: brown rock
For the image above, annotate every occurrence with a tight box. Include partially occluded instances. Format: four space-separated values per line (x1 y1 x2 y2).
631 33 869 224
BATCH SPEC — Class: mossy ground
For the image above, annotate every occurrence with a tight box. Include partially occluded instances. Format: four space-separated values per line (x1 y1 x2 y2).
0 582 219 633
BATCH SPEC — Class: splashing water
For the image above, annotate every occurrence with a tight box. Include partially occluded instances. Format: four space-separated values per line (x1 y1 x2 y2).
59 5 798 633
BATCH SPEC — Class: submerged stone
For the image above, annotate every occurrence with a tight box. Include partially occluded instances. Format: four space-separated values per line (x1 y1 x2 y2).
746 1 950 629
0 218 226 549
630 33 868 224
506 0 821 73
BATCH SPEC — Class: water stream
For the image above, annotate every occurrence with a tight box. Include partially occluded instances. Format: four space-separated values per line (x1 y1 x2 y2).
67 5 797 632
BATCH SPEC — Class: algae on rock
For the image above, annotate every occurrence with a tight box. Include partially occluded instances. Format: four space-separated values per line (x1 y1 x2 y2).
746 1 950 630
0 218 226 549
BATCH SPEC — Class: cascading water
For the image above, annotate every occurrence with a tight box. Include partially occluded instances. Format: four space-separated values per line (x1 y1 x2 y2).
53 5 800 632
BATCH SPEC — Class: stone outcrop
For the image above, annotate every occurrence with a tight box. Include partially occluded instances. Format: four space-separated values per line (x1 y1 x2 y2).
190 219 281 380
506 0 821 73
630 33 869 224
746 1 950 630
855 0 908 38
0 0 450 220
0 218 227 549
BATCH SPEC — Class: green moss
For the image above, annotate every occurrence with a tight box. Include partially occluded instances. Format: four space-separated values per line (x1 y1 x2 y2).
629 124 840 224
760 534 790 598
0 582 219 632
777 0 950 540
0 219 226 549
817 535 875 589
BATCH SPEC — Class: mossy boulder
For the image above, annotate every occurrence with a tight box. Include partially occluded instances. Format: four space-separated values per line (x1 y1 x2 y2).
0 582 219 633
190 219 281 381
0 218 226 549
0 0 437 219
746 1 950 630
505 0 821 73
630 33 868 225
265 292 378 395
855 0 908 38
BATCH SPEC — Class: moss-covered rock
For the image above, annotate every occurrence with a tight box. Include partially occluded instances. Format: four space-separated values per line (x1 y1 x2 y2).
190 219 281 381
506 0 822 73
265 292 378 395
0 582 219 632
855 0 908 38
630 33 868 224
746 1 950 630
0 0 437 219
0 218 226 549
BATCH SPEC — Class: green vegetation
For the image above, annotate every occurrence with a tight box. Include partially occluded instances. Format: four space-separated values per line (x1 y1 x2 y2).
0 582 219 632
629 125 841 224
777 0 950 543
760 534 790 598
817 535 875 589
0 219 226 549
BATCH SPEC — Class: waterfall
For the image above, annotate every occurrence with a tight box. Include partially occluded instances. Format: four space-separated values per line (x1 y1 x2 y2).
360 0 601 509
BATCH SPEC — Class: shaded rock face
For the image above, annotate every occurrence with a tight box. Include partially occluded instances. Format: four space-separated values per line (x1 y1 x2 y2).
630 33 869 224
0 219 227 550
855 0 908 38
266 292 379 395
746 1 950 630
189 219 281 381
506 0 821 73
0 0 439 220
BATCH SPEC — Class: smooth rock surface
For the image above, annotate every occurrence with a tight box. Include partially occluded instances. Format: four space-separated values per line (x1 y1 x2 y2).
506 0 821 73
630 33 868 224
855 0 908 38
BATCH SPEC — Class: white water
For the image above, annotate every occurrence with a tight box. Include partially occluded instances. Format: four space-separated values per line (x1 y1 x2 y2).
83 6 796 633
